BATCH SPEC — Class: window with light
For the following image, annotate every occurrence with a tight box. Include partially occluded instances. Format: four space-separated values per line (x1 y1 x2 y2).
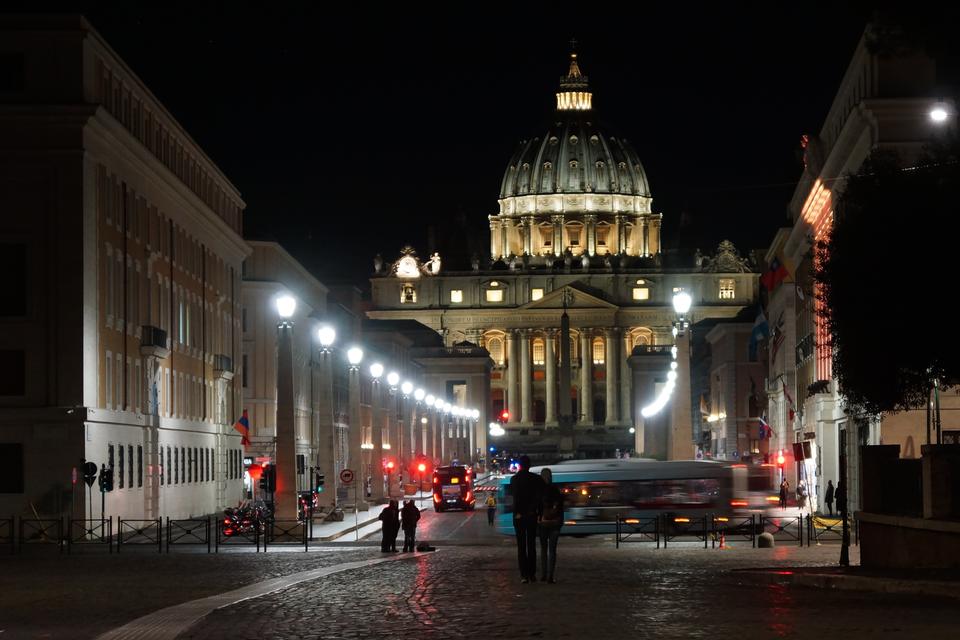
531 288 544 301
632 287 649 300
596 226 609 247
592 337 605 364
719 279 735 299
532 339 545 365
485 289 503 302
450 289 463 303
487 337 504 365
401 283 416 303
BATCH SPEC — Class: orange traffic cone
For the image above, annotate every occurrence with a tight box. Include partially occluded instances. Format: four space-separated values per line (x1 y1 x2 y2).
719 532 727 549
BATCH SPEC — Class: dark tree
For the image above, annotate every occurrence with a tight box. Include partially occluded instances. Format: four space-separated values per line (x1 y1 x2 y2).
816 136 960 414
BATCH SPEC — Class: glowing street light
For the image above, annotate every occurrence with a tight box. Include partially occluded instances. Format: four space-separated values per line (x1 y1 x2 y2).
317 325 336 349
414 388 425 402
370 362 384 379
425 394 436 406
276 295 297 319
401 381 414 397
387 371 400 388
347 346 364 367
930 105 949 123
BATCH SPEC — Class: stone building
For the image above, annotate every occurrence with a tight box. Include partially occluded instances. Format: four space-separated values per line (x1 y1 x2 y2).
0 16 247 520
368 53 760 458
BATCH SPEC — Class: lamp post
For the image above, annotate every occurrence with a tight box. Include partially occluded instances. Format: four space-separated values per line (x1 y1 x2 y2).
425 394 436 463
387 371 400 497
417 461 427 501
369 362 385 502
275 294 298 519
414 388 426 458
316 325 336 508
401 380 413 471
470 408 480 465
347 346 365 511
669 290 693 461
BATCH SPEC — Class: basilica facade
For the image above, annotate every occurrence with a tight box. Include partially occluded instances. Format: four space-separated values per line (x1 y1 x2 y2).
368 54 760 457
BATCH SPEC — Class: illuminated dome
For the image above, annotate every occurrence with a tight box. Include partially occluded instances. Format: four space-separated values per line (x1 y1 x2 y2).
490 53 660 260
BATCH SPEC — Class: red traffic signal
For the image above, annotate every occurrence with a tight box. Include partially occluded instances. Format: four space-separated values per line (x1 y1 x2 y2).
776 450 785 466
386 460 395 471
499 410 510 423
417 462 427 473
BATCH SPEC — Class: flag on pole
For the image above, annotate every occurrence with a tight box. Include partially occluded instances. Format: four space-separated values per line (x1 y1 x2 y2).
700 394 710 416
748 309 770 361
782 382 796 423
758 414 771 439
234 409 251 446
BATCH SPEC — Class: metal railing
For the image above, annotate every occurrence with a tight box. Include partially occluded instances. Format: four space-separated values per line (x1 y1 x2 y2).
19 518 63 552
806 514 859 546
711 514 757 548
661 515 709 548
117 518 162 553
760 515 803 546
67 518 113 554
166 518 211 553
615 516 659 548
215 519 260 552
0 517 13 554
262 519 308 552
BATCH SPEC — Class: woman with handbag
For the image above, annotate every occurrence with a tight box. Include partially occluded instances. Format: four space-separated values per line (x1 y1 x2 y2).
537 468 564 584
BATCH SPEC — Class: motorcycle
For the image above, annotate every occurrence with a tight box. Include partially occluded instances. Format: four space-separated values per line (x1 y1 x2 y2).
221 501 273 537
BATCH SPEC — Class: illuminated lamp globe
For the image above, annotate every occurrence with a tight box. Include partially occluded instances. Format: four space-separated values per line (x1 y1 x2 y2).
414 388 425 402
443 402 452 414
434 397 444 409
672 291 692 315
471 409 480 420
317 326 336 348
369 362 384 379
931 105 949 123
670 361 678 370
347 347 363 366
629 427 636 434
667 370 678 382
387 371 400 387
276 295 297 319
401 381 414 396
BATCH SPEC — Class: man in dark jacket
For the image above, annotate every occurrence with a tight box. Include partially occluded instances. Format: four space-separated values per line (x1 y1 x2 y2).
509 455 544 583
379 500 400 552
401 500 421 552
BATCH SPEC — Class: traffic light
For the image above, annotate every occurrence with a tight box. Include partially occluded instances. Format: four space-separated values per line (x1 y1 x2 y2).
99 464 114 492
386 460 395 472
499 410 510 423
776 450 786 466
417 462 427 474
259 463 276 492
315 471 325 493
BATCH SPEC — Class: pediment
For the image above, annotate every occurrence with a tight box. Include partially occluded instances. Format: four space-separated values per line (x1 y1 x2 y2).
519 284 618 310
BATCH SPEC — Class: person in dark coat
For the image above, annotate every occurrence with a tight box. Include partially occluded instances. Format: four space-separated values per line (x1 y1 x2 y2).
824 480 835 516
509 455 544 583
379 500 400 552
778 478 790 509
401 500 421 551
537 468 564 583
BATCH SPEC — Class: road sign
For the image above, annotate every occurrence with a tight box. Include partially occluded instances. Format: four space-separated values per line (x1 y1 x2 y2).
339 468 355 484
82 461 98 487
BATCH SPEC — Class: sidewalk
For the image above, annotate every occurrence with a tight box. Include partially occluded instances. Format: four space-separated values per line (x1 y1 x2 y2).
740 565 960 601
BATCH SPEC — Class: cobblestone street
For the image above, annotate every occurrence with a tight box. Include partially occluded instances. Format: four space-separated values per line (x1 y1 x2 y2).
177 543 956 640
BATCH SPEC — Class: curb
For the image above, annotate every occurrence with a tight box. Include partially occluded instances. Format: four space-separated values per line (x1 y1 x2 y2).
742 570 960 601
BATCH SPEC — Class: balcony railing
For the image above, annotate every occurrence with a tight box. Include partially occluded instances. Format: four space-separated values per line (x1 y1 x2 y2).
631 345 673 356
140 325 167 349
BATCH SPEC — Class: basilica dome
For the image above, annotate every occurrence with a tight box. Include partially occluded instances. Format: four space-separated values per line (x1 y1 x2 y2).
489 53 661 260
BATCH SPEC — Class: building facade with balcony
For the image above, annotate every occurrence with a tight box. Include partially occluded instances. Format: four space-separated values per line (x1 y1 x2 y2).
0 16 248 520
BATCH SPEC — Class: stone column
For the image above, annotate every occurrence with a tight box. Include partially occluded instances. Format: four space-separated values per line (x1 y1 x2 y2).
580 329 594 425
317 349 337 508
639 216 648 256
348 364 366 509
584 214 597 256
551 215 564 256
490 219 500 259
520 330 532 424
605 328 620 424
371 379 385 502
545 330 557 425
276 323 297 518
620 333 633 430
669 331 693 460
651 216 662 255
615 215 626 254
506 331 519 423
522 215 534 255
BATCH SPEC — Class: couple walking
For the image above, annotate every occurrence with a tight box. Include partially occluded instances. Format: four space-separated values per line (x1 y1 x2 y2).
509 455 564 584
378 499 421 552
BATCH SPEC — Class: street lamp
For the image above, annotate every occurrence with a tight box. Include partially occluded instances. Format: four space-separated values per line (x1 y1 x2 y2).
369 362 385 502
401 380 414 397
274 294 297 517
317 325 335 350
417 461 427 499
369 362 384 379
387 371 400 388
667 289 694 461
347 346 364 368
276 294 296 321
930 104 950 123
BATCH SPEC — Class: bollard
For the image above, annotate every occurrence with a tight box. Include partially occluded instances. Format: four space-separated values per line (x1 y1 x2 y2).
757 531 775 548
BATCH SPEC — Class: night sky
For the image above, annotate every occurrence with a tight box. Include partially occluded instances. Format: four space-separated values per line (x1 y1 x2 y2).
19 3 899 284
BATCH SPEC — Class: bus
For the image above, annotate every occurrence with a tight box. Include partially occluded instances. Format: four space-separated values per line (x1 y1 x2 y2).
495 458 750 535
432 465 476 512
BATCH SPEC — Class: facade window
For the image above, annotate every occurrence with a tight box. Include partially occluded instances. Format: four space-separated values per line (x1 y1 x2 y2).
137 445 143 488
187 448 193 483
160 446 164 486
118 445 125 489
485 289 503 303
108 444 115 480
568 228 581 247
105 352 113 409
540 227 552 248
128 445 133 488
632 287 649 301
719 279 736 299
532 339 545 365
193 447 199 483
531 288 544 301
242 354 248 389
597 226 609 247
450 289 463 303
592 337 605 365
400 283 416 303
487 337 504 365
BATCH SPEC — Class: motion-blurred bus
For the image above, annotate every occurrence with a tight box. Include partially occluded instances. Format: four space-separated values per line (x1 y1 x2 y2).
495 459 751 535
432 465 476 512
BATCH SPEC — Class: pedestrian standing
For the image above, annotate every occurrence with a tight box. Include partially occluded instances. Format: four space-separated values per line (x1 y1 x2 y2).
824 480 835 516
486 493 497 526
378 499 400 552
796 480 807 511
779 478 789 509
401 499 421 552
537 468 564 584
509 455 544 583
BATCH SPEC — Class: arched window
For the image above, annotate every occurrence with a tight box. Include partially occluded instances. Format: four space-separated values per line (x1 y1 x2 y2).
487 336 504 365
592 337 605 365
532 338 545 365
